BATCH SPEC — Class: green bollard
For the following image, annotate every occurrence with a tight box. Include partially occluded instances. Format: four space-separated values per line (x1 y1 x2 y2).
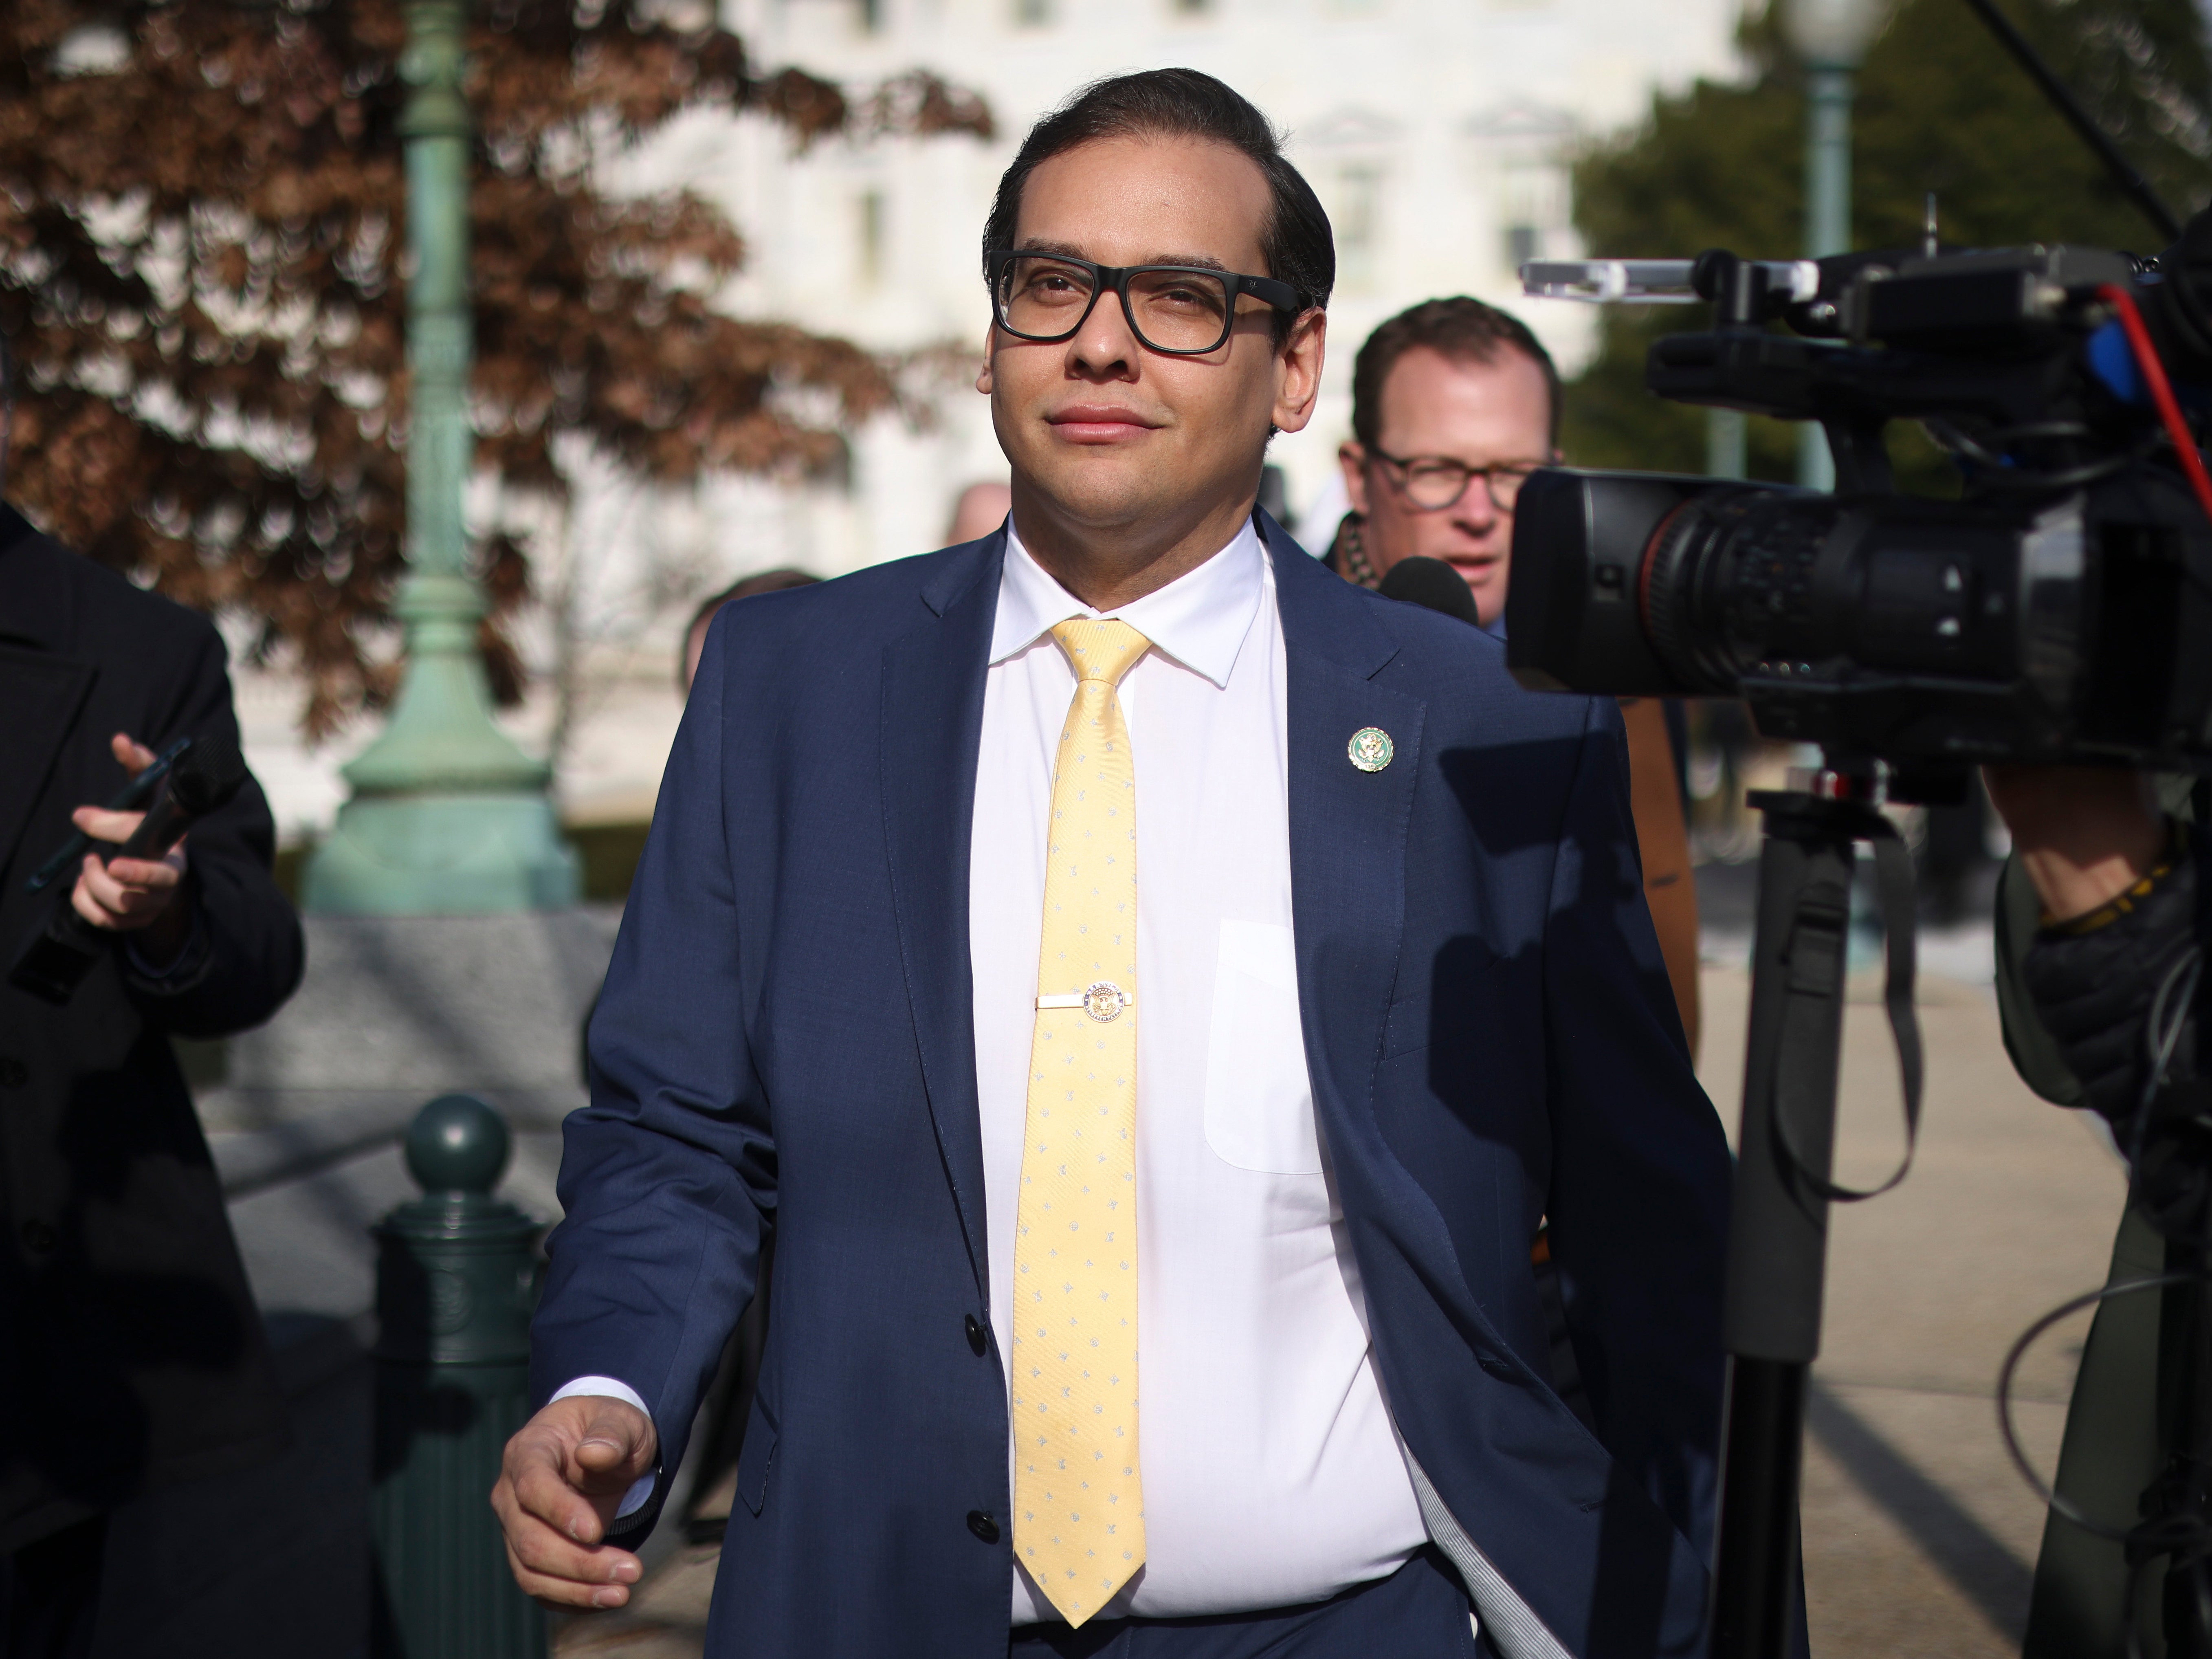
372 1094 546 1658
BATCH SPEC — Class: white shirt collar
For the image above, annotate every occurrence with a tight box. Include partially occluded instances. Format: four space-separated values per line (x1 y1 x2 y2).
988 515 1267 690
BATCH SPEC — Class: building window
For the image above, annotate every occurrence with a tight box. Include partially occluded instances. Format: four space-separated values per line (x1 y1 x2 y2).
1498 155 1567 275
858 190 886 290
1014 0 1051 22
857 0 884 32
1170 0 1212 14
1333 163 1383 293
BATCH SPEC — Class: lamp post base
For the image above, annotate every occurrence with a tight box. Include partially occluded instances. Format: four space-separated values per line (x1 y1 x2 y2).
303 794 579 916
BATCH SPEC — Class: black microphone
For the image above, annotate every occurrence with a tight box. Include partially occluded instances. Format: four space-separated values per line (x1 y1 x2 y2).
23 735 191 894
9 735 250 1005
1378 555 1481 627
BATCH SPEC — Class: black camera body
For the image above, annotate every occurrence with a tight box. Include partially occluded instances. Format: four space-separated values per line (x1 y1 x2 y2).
1506 237 2212 781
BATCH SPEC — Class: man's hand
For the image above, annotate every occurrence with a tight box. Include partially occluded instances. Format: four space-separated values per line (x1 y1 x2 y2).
492 1396 657 1610
70 733 191 959
1983 765 2165 923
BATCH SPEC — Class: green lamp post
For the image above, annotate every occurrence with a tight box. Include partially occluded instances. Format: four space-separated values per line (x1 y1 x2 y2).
304 0 577 915
1785 0 1889 493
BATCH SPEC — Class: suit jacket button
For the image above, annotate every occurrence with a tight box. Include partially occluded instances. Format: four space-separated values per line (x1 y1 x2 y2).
965 1314 987 1355
0 1057 26 1089
966 1509 1000 1544
22 1220 57 1256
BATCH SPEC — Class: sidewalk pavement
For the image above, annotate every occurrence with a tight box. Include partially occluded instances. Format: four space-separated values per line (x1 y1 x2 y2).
1703 958 2124 1658
559 954 2126 1658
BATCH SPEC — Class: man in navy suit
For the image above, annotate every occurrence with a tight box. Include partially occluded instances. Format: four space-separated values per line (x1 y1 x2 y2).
495 68 1730 1659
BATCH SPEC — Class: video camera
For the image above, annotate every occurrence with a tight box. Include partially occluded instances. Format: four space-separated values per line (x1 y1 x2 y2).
1506 188 2212 1657
1506 221 2212 792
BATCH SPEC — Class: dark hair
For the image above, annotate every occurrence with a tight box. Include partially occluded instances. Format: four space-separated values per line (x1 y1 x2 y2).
0 329 13 408
1350 297 1561 451
982 68 1332 347
677 567 820 689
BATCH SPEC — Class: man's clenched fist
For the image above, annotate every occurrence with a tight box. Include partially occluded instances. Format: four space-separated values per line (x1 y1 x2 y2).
492 1395 657 1610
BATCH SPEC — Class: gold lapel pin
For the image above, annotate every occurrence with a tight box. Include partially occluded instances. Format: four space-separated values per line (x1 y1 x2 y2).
1348 727 1393 773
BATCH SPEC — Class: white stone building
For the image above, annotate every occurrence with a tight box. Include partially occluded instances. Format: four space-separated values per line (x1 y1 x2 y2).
677 0 1745 575
253 0 1750 836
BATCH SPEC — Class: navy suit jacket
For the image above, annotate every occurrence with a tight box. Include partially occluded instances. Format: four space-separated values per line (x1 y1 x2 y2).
536 514 1732 1658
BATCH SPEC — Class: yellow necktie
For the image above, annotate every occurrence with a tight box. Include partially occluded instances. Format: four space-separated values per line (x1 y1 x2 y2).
1012 618 1151 1626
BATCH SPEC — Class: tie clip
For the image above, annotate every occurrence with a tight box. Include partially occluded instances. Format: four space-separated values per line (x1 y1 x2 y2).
1037 981 1132 1023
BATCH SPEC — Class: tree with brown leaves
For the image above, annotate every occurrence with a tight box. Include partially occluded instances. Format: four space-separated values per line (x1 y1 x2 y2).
0 0 991 736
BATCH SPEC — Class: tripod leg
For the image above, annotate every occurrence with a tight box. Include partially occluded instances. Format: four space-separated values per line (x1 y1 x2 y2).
2151 1249 2212 1659
1711 801 1857 1659
2170 806 2212 1659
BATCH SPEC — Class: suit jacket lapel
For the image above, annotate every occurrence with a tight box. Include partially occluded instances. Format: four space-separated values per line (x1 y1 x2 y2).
1270 516 1424 1142
1276 522 1511 1348
0 649 96 888
880 535 1003 1303
0 522 96 886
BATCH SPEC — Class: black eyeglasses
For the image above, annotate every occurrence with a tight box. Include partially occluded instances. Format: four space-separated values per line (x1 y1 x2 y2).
987 249 1307 356
1367 447 1545 514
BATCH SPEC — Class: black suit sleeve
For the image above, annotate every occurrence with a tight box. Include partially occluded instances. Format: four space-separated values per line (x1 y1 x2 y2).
122 619 303 1038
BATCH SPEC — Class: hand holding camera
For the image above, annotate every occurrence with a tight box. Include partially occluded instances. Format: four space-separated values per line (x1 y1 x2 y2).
1984 764 2165 923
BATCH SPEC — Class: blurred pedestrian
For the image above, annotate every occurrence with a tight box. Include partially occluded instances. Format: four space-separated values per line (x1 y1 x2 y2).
1329 296 1557 624
945 480 1013 546
1919 781 1997 925
0 332 304 1659
679 569 819 693
1332 296 1700 1052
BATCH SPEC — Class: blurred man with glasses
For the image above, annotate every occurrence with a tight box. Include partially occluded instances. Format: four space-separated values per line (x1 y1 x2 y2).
1328 299 1561 632
1330 299 1700 1053
501 68 1725 1659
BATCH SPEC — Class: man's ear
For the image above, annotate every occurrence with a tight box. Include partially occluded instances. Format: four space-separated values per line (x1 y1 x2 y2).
1268 308 1328 436
1339 441 1372 518
976 325 996 396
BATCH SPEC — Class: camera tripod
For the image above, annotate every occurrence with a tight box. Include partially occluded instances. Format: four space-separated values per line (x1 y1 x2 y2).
1708 772 2212 1659
1708 766 1924 1659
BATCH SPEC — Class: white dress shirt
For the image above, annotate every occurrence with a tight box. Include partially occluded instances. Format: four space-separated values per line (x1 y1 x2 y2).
558 521 1431 1613
974 521 1427 1623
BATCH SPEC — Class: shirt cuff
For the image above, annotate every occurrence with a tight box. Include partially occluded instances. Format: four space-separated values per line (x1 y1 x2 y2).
124 909 208 985
549 1377 658 1520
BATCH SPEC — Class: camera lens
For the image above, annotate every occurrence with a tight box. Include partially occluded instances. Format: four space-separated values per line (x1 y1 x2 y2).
1640 488 1842 694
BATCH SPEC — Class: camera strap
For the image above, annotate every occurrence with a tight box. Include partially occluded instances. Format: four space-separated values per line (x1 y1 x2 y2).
1771 810 1925 1203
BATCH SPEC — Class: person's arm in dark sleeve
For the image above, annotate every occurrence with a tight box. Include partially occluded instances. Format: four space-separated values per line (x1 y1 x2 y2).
1539 694 1734 1561
529 614 772 1545
124 619 303 1038
1988 768 2196 1138
1993 854 2091 1108
2016 834 2196 1137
